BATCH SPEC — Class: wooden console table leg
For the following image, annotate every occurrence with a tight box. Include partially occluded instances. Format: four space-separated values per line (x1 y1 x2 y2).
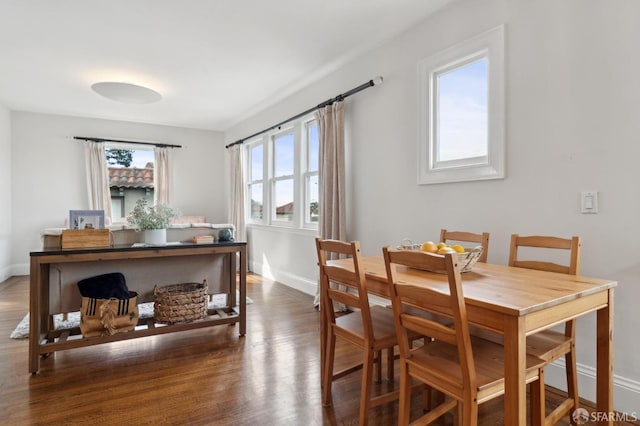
238 246 247 336
29 259 48 374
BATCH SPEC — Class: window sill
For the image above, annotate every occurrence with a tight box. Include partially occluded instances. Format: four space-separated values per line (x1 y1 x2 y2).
247 223 318 237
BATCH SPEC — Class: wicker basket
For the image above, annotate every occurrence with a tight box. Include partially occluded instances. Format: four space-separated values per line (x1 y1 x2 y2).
153 280 208 324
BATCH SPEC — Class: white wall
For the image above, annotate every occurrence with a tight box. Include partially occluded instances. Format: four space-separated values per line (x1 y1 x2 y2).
225 0 640 413
10 112 227 274
0 103 11 282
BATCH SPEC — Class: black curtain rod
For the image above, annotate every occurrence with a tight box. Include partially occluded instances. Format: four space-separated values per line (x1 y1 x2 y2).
74 136 182 149
225 76 383 149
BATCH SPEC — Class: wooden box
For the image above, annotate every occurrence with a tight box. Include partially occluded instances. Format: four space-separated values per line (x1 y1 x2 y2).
61 229 111 249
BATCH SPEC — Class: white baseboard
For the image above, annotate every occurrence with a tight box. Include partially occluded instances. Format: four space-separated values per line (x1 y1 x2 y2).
0 265 10 283
545 358 640 416
12 263 29 277
249 259 318 297
0 263 29 283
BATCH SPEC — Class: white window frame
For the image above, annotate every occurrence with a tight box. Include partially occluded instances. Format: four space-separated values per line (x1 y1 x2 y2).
270 126 297 226
302 119 319 228
245 114 319 231
247 140 266 223
418 25 505 185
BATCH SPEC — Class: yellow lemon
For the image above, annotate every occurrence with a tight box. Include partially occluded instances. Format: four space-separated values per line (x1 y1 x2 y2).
437 242 448 249
420 241 438 253
452 244 465 253
437 246 456 254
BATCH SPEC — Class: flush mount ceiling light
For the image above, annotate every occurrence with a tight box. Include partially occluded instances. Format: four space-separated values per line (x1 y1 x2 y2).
91 82 162 104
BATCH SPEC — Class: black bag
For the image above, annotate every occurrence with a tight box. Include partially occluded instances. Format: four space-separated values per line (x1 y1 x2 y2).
77 272 130 300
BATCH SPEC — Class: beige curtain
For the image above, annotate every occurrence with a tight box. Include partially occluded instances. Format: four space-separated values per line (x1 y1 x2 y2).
84 141 112 223
314 101 346 307
229 144 246 243
154 147 170 205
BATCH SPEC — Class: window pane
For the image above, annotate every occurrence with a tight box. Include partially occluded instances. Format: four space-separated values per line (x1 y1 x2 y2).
436 58 488 162
307 122 319 172
274 133 294 177
106 147 154 221
250 144 263 181
250 183 263 219
274 179 294 222
307 174 318 223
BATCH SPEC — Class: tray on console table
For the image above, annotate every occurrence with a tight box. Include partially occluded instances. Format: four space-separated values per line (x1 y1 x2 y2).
28 242 247 374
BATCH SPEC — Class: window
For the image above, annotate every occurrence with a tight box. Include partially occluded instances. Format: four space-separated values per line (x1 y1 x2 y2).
248 144 264 220
418 25 505 184
305 121 319 224
105 145 155 222
246 115 319 229
272 132 295 223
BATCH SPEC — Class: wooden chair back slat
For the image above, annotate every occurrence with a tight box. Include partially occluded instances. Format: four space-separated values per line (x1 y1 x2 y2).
509 235 581 275
440 229 490 263
327 287 361 308
323 265 360 288
399 312 457 345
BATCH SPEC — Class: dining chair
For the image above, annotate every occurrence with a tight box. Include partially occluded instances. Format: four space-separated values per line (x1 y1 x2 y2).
440 229 490 263
383 247 545 425
315 238 399 426
509 234 581 425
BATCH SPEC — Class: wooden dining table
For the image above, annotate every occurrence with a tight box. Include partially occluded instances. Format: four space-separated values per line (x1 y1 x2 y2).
326 256 616 425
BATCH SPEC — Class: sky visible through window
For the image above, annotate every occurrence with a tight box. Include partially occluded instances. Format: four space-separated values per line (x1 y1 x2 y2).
437 57 488 162
131 149 154 168
107 148 154 168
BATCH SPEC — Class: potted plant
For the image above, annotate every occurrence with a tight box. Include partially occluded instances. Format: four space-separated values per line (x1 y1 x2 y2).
127 199 180 245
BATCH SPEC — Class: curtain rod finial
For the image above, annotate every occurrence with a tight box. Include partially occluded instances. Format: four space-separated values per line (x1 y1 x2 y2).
372 76 383 86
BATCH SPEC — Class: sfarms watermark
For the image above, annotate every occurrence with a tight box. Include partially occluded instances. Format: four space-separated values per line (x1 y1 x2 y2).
572 407 638 424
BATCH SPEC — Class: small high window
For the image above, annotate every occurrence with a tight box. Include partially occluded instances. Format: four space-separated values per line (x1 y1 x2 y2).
418 25 505 184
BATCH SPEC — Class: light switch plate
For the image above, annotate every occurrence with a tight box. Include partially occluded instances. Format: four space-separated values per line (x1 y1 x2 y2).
581 191 599 214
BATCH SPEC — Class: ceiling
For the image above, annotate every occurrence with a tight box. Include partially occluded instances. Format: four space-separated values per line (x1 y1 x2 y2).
0 0 453 131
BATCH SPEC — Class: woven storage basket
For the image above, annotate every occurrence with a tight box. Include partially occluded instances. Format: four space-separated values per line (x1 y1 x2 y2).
396 240 483 273
80 291 139 337
154 280 208 324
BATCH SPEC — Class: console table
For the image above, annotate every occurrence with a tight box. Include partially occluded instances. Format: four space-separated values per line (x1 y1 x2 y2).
29 242 247 373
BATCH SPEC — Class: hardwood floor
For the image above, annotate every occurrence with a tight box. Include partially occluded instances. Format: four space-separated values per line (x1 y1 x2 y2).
0 274 635 425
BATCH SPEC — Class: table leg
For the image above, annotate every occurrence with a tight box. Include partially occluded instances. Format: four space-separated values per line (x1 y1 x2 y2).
319 287 327 392
229 250 237 308
596 288 614 426
238 246 247 336
503 315 527 425
29 259 45 374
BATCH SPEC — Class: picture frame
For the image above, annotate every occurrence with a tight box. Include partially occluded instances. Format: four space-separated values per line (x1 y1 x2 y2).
69 210 105 230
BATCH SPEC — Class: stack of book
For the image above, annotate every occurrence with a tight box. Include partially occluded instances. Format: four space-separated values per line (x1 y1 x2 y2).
192 235 214 244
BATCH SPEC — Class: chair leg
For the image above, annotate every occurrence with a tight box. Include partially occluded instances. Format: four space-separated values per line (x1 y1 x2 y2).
322 332 336 406
386 347 394 382
397 363 412 426
462 396 478 426
375 349 382 383
530 368 546 426
359 349 375 426
566 347 579 413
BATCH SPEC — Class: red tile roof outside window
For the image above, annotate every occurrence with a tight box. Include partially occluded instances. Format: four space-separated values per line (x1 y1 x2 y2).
109 167 154 189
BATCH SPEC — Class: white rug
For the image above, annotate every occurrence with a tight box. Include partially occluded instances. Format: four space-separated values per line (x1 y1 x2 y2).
10 292 252 339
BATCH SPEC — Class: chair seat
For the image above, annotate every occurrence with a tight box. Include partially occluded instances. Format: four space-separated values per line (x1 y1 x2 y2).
335 305 398 348
527 329 572 362
406 335 545 403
